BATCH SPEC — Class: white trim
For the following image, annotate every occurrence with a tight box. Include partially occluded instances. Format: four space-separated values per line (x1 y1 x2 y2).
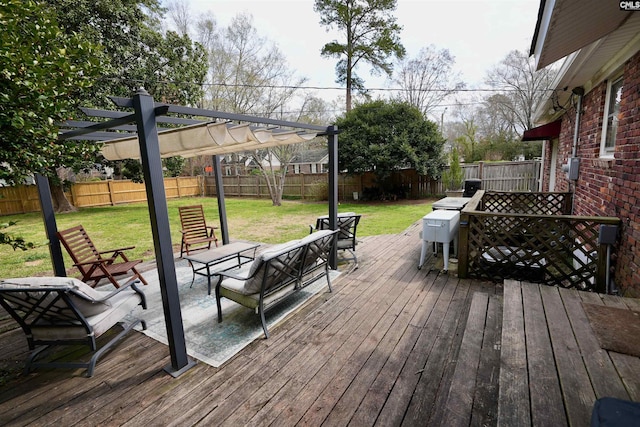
531 0 556 69
549 139 558 191
600 74 623 158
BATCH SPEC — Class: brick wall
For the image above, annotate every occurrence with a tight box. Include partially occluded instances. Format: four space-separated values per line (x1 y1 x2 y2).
549 51 640 295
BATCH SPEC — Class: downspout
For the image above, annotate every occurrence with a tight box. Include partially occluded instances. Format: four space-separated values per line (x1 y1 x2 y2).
569 86 584 215
571 86 584 158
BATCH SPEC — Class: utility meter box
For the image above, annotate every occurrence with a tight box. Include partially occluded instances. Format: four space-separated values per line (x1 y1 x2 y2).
562 157 580 180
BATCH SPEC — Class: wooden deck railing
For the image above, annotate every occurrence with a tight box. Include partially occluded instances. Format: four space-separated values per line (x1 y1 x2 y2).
458 191 621 293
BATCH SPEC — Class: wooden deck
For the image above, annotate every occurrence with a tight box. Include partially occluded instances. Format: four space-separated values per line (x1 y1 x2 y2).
1 221 639 426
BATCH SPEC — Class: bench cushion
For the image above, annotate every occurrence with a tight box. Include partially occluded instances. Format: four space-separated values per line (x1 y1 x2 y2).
220 282 297 311
300 230 335 270
243 240 303 294
1 276 112 317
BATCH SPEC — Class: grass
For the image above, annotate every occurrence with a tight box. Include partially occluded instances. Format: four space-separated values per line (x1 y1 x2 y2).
0 196 437 279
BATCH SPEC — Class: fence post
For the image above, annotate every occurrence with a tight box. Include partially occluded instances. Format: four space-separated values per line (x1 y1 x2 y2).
458 211 470 278
107 180 115 205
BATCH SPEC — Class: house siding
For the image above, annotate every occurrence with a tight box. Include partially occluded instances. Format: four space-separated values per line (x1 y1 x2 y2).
547 51 640 296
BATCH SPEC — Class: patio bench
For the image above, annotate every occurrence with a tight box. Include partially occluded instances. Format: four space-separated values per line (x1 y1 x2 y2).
214 229 338 338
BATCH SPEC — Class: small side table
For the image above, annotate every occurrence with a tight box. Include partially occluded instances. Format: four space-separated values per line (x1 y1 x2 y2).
184 241 259 294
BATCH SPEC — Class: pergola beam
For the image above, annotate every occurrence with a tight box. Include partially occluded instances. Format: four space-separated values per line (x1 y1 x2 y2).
108 96 328 134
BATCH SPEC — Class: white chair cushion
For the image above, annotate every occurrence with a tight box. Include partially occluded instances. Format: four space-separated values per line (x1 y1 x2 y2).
1 276 112 317
243 240 302 294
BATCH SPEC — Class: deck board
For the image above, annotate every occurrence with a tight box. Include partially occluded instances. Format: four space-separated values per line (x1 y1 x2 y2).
403 278 474 426
440 291 489 426
561 287 629 400
497 280 530 427
522 282 567 427
539 284 595 427
470 292 502 427
1 220 640 426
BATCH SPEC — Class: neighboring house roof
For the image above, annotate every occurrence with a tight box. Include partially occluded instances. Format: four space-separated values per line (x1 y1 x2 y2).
290 149 328 164
219 153 282 168
246 153 281 168
530 0 640 123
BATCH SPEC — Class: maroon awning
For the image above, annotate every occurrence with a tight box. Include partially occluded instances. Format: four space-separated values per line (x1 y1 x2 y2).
521 120 562 141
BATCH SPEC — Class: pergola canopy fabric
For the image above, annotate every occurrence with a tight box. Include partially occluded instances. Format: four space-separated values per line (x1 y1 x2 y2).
101 121 319 160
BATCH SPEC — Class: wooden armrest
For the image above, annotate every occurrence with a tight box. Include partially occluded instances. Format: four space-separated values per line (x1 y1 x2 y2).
97 246 135 254
73 259 109 267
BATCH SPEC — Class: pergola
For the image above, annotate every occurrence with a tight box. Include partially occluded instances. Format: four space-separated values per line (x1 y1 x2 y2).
42 88 340 376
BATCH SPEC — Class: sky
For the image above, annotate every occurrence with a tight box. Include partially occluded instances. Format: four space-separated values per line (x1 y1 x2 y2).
183 0 542 114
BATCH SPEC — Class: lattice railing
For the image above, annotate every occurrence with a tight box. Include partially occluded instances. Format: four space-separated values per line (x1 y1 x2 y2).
481 191 572 215
458 191 620 293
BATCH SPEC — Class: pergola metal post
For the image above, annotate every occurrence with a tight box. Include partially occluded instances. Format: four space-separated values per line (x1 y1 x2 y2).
212 154 229 244
133 88 195 377
328 125 339 269
35 174 66 277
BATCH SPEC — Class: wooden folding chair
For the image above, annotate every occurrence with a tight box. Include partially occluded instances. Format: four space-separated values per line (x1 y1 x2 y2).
179 205 219 256
56 225 148 288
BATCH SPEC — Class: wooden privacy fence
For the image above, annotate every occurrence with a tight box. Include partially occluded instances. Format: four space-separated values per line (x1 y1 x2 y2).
69 177 202 207
458 190 621 293
204 173 381 201
460 160 542 192
205 160 541 200
0 160 541 215
0 177 203 215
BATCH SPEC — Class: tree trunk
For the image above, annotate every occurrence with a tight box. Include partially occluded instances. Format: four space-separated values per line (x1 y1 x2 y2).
259 170 280 206
50 180 77 213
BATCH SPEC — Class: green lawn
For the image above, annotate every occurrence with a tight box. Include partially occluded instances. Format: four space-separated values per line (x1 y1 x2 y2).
0 197 436 279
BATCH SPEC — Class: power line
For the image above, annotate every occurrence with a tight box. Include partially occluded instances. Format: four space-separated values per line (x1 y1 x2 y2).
100 76 553 94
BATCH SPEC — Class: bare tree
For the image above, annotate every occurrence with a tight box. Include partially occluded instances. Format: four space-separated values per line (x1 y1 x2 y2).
477 93 521 141
393 45 465 119
450 103 481 162
199 13 306 116
166 0 192 36
191 12 318 206
194 13 218 52
295 94 335 124
484 49 557 133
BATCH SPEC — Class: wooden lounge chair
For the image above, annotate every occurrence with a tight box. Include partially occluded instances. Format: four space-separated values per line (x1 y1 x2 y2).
0 276 146 377
179 205 218 256
57 225 148 288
